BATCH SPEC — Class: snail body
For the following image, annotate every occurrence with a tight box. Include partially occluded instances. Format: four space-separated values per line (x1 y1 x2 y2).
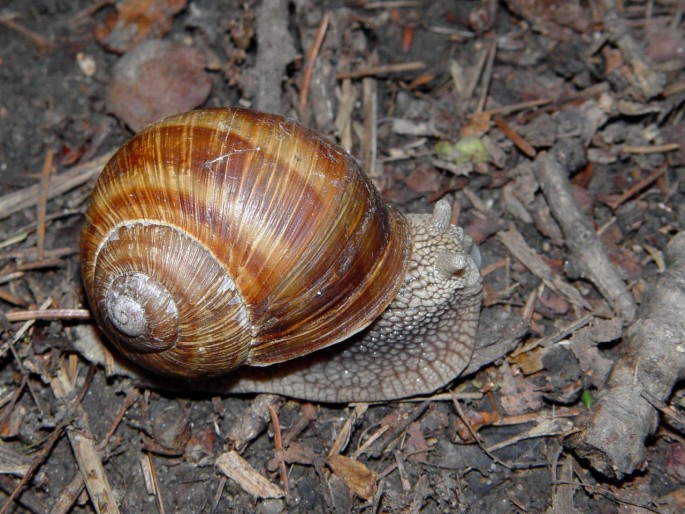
81 108 482 402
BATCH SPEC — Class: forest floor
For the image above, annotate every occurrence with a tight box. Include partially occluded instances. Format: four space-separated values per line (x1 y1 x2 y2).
1 0 685 512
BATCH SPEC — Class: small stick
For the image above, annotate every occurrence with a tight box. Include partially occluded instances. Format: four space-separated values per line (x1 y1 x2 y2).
4 299 52 412
282 403 317 448
463 47 488 102
50 389 140 514
620 143 680 154
334 78 356 151
0 475 49 514
475 40 497 113
511 314 593 357
0 418 66 513
267 405 290 497
6 309 91 323
6 298 52 348
0 272 24 285
36 150 54 261
369 401 430 459
664 80 685 96
67 0 113 27
362 78 378 179
336 61 425 80
0 13 53 53
364 1 421 8
497 227 591 310
450 392 510 469
0 245 76 262
599 162 668 210
0 289 28 307
16 257 69 271
0 151 113 221
482 97 553 116
251 0 297 113
299 13 330 119
494 115 536 157
211 477 226 514
534 145 637 321
144 453 166 514
51 365 120 514
492 407 582 426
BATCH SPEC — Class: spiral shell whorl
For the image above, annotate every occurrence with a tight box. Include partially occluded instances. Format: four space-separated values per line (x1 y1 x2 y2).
86 223 252 378
105 273 177 341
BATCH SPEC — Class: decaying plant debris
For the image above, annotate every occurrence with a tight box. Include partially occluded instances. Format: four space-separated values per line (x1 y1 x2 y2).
1 0 685 512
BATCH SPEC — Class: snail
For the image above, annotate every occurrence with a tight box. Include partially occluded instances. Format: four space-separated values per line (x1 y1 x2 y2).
80 108 482 403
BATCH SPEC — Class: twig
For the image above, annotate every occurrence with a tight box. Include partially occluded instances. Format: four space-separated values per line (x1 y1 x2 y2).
50 364 120 513
299 13 330 119
0 151 113 221
369 401 430 458
25 307 89 324
36 150 54 261
0 245 77 262
0 421 65 514
463 47 488 102
0 288 28 307
482 97 553 116
267 405 290 497
146 453 166 514
0 364 93 513
6 309 91 323
336 61 425 80
598 162 668 210
553 480 663 513
67 0 113 27
362 77 378 179
511 315 594 357
0 13 53 53
50 389 140 514
494 115 536 157
16 256 68 271
497 226 591 310
0 475 49 514
621 143 680 154
566 233 685 480
364 1 421 8
475 40 497 113
450 392 511 470
534 144 637 321
334 78 357 151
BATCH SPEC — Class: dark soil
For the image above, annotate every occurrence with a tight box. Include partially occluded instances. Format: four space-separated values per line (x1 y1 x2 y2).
1 0 685 513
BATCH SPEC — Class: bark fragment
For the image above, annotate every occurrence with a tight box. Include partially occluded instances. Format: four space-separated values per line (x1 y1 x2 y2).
566 232 685 480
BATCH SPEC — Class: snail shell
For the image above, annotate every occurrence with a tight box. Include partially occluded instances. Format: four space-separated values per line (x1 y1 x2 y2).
81 108 411 380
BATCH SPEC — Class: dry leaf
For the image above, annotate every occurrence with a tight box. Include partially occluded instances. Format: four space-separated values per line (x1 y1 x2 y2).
327 454 377 501
460 112 491 138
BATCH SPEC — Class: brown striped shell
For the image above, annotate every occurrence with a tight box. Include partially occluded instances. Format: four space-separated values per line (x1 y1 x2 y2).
81 108 411 379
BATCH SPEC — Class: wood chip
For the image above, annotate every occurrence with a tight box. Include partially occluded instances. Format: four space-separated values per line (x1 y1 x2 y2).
215 451 284 499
